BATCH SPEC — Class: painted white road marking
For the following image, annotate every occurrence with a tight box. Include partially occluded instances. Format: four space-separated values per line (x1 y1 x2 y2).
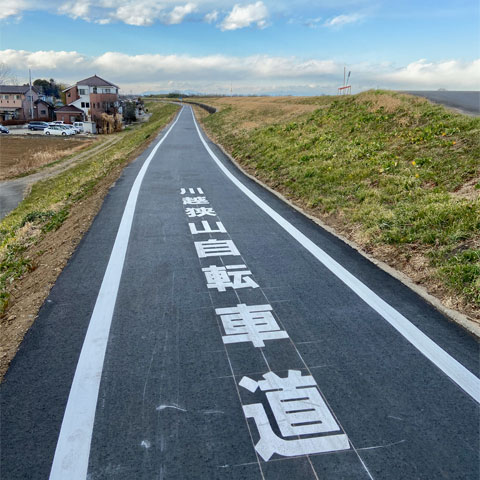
185 206 216 217
195 239 241 258
202 264 259 292
180 187 204 194
240 370 349 461
216 303 289 347
182 196 209 205
191 107 480 404
189 220 226 235
49 108 184 480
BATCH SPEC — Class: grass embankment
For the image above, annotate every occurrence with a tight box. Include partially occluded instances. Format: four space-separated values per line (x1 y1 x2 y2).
194 92 480 319
0 102 179 314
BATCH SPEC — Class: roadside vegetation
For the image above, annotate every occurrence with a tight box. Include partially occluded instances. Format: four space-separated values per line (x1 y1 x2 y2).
193 92 480 318
0 102 179 315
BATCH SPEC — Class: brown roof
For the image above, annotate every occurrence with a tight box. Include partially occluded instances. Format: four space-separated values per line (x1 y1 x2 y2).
0 85 39 94
35 99 54 107
54 105 84 113
76 75 118 88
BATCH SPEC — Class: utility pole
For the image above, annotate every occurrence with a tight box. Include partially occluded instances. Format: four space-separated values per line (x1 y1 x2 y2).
29 69 34 120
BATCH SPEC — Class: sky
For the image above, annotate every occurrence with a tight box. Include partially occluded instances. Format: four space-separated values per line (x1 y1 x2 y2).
0 0 479 95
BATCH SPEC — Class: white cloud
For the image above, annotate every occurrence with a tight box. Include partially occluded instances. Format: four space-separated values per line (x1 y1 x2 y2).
304 17 322 28
58 1 92 21
112 1 165 26
323 13 363 27
0 0 373 28
380 59 480 90
0 0 32 20
204 9 219 23
0 49 88 77
220 1 269 31
106 1 196 26
167 3 197 24
1 49 478 94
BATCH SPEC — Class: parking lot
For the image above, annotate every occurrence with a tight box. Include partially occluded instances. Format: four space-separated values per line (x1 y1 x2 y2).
5 126 94 136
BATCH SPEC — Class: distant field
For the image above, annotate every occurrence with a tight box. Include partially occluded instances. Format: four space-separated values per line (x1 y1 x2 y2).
192 91 480 318
0 136 95 180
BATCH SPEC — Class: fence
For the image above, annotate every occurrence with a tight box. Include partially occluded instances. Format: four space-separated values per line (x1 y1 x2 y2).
184 101 217 114
337 86 352 95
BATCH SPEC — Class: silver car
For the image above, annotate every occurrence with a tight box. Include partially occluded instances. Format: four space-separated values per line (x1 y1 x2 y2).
44 125 71 136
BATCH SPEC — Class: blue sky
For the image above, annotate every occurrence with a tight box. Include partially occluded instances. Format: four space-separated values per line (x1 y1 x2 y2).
1 0 479 94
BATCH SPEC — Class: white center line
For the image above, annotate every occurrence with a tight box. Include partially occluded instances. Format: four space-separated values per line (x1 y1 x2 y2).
49 107 184 480
191 106 480 405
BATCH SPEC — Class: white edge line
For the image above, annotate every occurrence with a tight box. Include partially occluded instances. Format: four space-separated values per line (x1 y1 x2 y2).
190 106 480 405
49 107 184 480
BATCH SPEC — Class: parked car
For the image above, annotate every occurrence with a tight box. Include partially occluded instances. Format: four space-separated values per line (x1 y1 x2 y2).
44 125 71 136
59 125 76 135
28 121 49 131
68 123 81 134
0 125 9 134
73 122 84 133
51 120 64 125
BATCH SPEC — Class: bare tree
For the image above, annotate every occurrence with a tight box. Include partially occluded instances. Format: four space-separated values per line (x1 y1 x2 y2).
0 63 19 85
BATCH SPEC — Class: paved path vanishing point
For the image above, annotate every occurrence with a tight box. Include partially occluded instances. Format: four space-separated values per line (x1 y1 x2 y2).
405 90 480 116
1 106 479 480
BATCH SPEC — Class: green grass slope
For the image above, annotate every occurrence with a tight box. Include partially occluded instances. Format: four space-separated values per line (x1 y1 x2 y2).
200 91 480 311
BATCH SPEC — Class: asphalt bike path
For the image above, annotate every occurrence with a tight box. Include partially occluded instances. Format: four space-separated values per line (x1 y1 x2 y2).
1 106 479 479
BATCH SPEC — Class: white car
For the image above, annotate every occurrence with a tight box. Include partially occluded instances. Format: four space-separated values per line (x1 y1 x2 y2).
44 125 72 136
73 122 84 133
59 125 76 135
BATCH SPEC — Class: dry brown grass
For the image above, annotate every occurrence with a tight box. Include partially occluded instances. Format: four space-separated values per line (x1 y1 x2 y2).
0 136 95 180
194 92 431 130
193 96 322 134
452 176 480 201
360 91 426 113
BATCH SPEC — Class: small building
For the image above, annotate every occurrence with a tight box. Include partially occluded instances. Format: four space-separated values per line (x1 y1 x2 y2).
82 121 97 134
0 85 40 122
54 104 85 124
63 75 120 122
34 99 55 121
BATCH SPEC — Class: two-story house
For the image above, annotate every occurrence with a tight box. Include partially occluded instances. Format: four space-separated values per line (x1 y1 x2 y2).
0 85 40 122
61 75 120 123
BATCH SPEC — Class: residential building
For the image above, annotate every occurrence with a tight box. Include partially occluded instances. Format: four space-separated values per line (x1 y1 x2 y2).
63 75 120 123
0 85 40 122
54 105 85 124
34 99 55 121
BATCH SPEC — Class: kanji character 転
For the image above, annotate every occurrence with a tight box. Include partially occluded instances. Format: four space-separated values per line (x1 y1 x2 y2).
202 265 259 292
